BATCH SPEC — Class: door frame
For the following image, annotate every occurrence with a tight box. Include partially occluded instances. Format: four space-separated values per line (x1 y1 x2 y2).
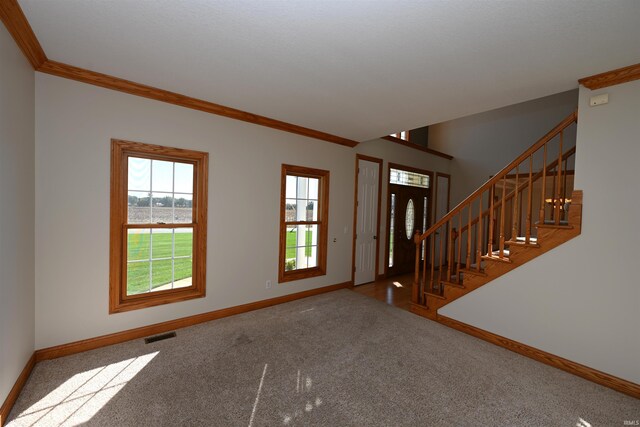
351 154 383 286
384 162 434 278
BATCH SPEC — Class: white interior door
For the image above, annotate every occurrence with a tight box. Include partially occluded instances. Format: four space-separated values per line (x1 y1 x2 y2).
354 159 380 285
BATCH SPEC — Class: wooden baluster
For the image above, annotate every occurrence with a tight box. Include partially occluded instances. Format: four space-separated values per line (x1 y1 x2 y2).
563 156 569 220
512 165 519 240
457 214 462 279
447 221 453 282
519 187 523 237
539 144 547 226
487 186 494 256
476 196 483 271
422 233 427 303
555 131 563 225
438 225 444 294
430 232 436 293
526 155 533 244
413 230 421 304
499 175 506 257
466 205 472 269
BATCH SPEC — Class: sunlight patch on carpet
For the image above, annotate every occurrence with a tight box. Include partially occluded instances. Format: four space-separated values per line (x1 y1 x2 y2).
8 352 158 427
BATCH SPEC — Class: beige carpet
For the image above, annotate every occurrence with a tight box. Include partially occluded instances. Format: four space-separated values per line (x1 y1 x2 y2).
7 289 639 426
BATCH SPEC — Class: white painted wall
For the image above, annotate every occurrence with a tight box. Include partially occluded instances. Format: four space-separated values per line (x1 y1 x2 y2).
355 140 451 276
34 74 352 348
440 80 640 383
429 90 578 206
0 26 35 405
33 74 451 349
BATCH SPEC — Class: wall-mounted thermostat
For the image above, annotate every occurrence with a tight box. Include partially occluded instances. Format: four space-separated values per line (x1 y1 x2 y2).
589 93 609 107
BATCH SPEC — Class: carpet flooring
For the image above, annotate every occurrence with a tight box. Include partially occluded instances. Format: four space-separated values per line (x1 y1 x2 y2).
7 289 639 426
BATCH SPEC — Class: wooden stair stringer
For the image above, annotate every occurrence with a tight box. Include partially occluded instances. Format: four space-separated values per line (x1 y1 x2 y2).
415 191 582 316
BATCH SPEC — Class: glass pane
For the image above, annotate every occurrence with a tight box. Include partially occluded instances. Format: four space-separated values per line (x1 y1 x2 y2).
307 246 318 268
389 168 429 188
151 193 174 223
285 199 297 222
128 191 151 224
151 228 173 260
389 194 395 267
152 160 173 193
127 261 150 295
174 162 194 194
296 176 309 199
296 199 306 221
405 199 415 240
127 229 150 261
285 225 297 271
286 176 297 199
174 228 193 258
296 225 309 248
173 258 192 288
307 200 318 222
151 259 173 291
128 157 150 192
173 194 193 223
308 178 319 200
296 246 309 269
308 224 318 246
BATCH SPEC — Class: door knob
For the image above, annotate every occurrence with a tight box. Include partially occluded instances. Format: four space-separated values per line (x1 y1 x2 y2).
373 235 377 240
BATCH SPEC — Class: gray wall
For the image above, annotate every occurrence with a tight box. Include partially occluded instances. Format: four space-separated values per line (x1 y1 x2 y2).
441 80 640 383
0 26 35 405
429 90 578 206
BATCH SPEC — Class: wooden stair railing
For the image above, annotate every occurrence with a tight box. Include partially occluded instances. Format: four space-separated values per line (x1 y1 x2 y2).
412 111 578 307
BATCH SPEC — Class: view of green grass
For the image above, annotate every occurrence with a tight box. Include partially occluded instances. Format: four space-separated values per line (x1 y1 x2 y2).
127 232 192 294
285 229 313 259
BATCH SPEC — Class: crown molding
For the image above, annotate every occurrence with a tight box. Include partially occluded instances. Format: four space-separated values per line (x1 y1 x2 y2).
38 60 359 147
0 0 47 68
579 63 640 90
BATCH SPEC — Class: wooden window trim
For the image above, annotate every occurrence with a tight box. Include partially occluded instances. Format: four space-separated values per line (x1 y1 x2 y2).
279 164 329 283
109 139 208 313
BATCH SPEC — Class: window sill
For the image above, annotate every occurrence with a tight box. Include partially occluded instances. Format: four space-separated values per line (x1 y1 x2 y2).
278 267 326 284
109 286 205 314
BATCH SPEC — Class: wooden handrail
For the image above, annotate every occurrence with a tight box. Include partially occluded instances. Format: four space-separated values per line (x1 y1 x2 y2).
459 145 576 234
416 111 577 243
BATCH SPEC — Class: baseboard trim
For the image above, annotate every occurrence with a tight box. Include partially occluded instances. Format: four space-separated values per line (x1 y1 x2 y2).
437 314 640 400
0 353 36 426
35 281 351 362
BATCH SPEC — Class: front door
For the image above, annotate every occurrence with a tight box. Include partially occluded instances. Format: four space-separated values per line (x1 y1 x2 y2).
388 183 429 276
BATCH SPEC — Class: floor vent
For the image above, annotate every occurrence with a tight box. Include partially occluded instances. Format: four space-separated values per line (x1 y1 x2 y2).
144 331 176 344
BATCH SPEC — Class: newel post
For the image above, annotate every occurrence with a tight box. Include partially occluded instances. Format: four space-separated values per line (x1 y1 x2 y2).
413 229 422 304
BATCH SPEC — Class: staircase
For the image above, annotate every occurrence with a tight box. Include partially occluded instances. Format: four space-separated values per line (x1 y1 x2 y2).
410 112 582 320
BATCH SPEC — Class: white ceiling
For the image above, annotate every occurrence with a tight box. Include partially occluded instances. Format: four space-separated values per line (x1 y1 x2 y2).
20 0 640 142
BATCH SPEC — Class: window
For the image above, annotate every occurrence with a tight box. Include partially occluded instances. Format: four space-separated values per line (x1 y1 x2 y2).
279 164 329 283
390 131 409 141
110 139 208 313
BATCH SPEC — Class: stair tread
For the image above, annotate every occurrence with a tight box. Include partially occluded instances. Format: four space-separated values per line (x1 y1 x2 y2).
482 253 511 263
441 280 465 289
491 249 510 257
424 291 446 300
536 220 573 229
460 267 487 277
506 237 540 247
537 223 574 229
